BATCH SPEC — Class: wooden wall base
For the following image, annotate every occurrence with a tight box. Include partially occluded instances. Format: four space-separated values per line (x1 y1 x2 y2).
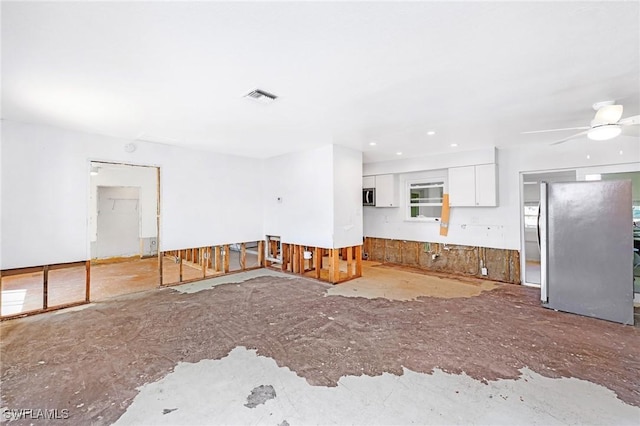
161 241 262 286
363 237 521 284
1 260 90 320
276 243 363 284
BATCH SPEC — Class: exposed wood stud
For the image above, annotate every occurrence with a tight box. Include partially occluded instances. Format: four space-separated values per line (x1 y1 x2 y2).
240 243 247 270
179 250 184 282
347 246 353 278
329 249 340 283
215 246 222 272
292 245 299 274
355 245 363 277
223 245 230 273
202 247 207 278
86 260 91 302
258 241 265 266
299 246 305 273
43 265 49 309
288 244 294 272
158 250 163 286
315 247 322 279
281 243 287 271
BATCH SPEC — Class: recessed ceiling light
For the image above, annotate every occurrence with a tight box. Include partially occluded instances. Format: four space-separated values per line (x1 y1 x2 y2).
396 152 403 156
427 131 436 136
450 143 458 147
369 142 377 146
586 154 591 159
619 150 623 155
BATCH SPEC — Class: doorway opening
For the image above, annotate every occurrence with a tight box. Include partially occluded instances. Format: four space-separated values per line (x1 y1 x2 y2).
89 161 160 300
520 170 576 286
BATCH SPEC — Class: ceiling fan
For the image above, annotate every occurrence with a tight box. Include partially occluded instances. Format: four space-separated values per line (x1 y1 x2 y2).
523 101 640 145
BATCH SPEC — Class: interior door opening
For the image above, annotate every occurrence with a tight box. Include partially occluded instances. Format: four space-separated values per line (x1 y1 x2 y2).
521 170 576 286
88 161 160 300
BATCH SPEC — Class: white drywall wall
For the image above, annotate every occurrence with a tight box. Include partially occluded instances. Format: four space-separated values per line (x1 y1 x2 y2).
332 145 363 248
1 120 264 269
0 121 3 269
262 144 364 249
89 163 157 242
363 138 640 250
262 145 335 248
95 186 141 258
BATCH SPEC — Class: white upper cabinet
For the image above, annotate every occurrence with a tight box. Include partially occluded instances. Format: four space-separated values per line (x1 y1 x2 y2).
448 166 476 206
448 164 497 207
474 163 497 206
362 176 375 188
375 174 399 207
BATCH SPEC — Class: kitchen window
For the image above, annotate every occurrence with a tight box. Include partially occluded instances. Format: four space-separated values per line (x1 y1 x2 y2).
407 179 445 221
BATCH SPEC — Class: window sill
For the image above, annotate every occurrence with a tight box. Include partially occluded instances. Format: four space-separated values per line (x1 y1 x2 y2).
405 217 441 223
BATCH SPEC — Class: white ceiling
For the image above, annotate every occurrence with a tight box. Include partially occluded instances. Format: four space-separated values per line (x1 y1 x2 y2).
2 1 639 163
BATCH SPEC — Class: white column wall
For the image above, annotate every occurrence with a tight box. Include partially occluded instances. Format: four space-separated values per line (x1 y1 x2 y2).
262 145 335 248
332 145 363 248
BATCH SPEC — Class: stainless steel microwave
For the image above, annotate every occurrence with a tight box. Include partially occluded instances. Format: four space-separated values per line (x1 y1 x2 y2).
363 188 375 206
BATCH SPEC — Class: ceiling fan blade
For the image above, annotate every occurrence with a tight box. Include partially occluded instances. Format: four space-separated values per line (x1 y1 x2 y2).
622 125 640 137
619 114 639 126
522 126 589 134
550 130 589 145
593 104 623 125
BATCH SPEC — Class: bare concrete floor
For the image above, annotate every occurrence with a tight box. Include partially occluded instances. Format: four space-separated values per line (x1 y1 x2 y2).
1 269 639 425
115 347 639 426
328 261 499 300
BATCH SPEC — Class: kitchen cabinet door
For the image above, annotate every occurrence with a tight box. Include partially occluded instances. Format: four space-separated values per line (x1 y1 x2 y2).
362 176 375 188
448 164 497 207
448 166 476 206
375 174 398 207
475 164 497 206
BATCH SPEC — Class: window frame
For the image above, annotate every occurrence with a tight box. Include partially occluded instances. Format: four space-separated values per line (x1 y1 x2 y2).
405 177 446 222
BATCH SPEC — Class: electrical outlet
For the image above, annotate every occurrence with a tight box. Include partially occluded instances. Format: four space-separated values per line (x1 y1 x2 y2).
481 267 488 276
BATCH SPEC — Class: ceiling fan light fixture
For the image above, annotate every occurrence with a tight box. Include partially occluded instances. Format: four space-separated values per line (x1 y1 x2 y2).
587 124 622 141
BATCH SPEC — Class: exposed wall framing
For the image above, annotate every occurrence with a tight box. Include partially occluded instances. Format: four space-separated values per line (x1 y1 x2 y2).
363 237 521 284
161 241 262 286
0 261 91 320
269 243 363 284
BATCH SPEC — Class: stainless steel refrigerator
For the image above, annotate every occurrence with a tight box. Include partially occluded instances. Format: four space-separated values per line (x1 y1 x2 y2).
539 180 634 325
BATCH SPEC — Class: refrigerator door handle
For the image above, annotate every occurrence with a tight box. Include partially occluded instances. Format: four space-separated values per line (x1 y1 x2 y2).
536 202 541 249
539 182 548 303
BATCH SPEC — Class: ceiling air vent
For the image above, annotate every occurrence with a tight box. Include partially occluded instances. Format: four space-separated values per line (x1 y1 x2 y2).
244 89 278 104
